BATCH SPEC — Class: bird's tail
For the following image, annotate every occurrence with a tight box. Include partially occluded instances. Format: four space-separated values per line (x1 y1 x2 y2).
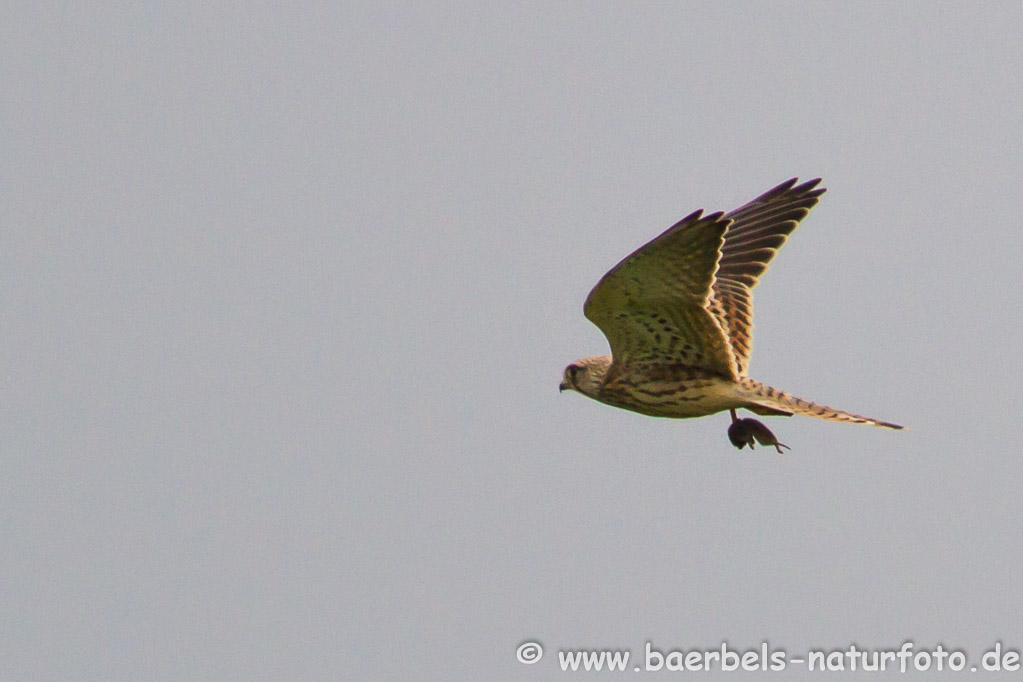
737 378 904 430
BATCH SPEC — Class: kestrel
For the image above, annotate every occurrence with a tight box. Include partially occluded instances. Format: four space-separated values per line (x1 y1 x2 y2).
560 178 903 449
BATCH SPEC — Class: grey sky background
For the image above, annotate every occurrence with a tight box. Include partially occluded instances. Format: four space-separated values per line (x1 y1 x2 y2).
2 2 1021 679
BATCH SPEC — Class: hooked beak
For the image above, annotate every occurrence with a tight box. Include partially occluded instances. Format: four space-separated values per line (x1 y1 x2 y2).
559 381 569 393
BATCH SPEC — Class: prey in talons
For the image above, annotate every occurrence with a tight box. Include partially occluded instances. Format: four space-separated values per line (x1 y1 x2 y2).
727 409 790 454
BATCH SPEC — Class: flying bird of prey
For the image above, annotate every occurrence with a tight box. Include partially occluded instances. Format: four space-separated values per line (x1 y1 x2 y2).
559 178 903 450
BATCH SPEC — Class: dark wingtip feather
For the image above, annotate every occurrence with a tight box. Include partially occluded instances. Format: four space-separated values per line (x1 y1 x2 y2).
791 177 826 197
756 178 799 202
743 177 823 206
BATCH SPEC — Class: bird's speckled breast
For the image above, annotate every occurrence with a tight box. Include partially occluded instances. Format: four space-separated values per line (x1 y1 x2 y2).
597 363 743 418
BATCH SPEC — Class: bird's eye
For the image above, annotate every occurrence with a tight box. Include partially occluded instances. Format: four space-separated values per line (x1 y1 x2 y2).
568 365 580 378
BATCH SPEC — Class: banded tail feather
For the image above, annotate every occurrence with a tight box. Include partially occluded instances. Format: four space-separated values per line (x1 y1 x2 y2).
738 378 904 430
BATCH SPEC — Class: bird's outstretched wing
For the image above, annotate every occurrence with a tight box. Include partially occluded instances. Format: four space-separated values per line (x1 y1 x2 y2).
583 209 739 380
712 178 825 375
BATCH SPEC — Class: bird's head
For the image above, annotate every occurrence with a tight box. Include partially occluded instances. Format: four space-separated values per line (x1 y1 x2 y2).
559 355 611 397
